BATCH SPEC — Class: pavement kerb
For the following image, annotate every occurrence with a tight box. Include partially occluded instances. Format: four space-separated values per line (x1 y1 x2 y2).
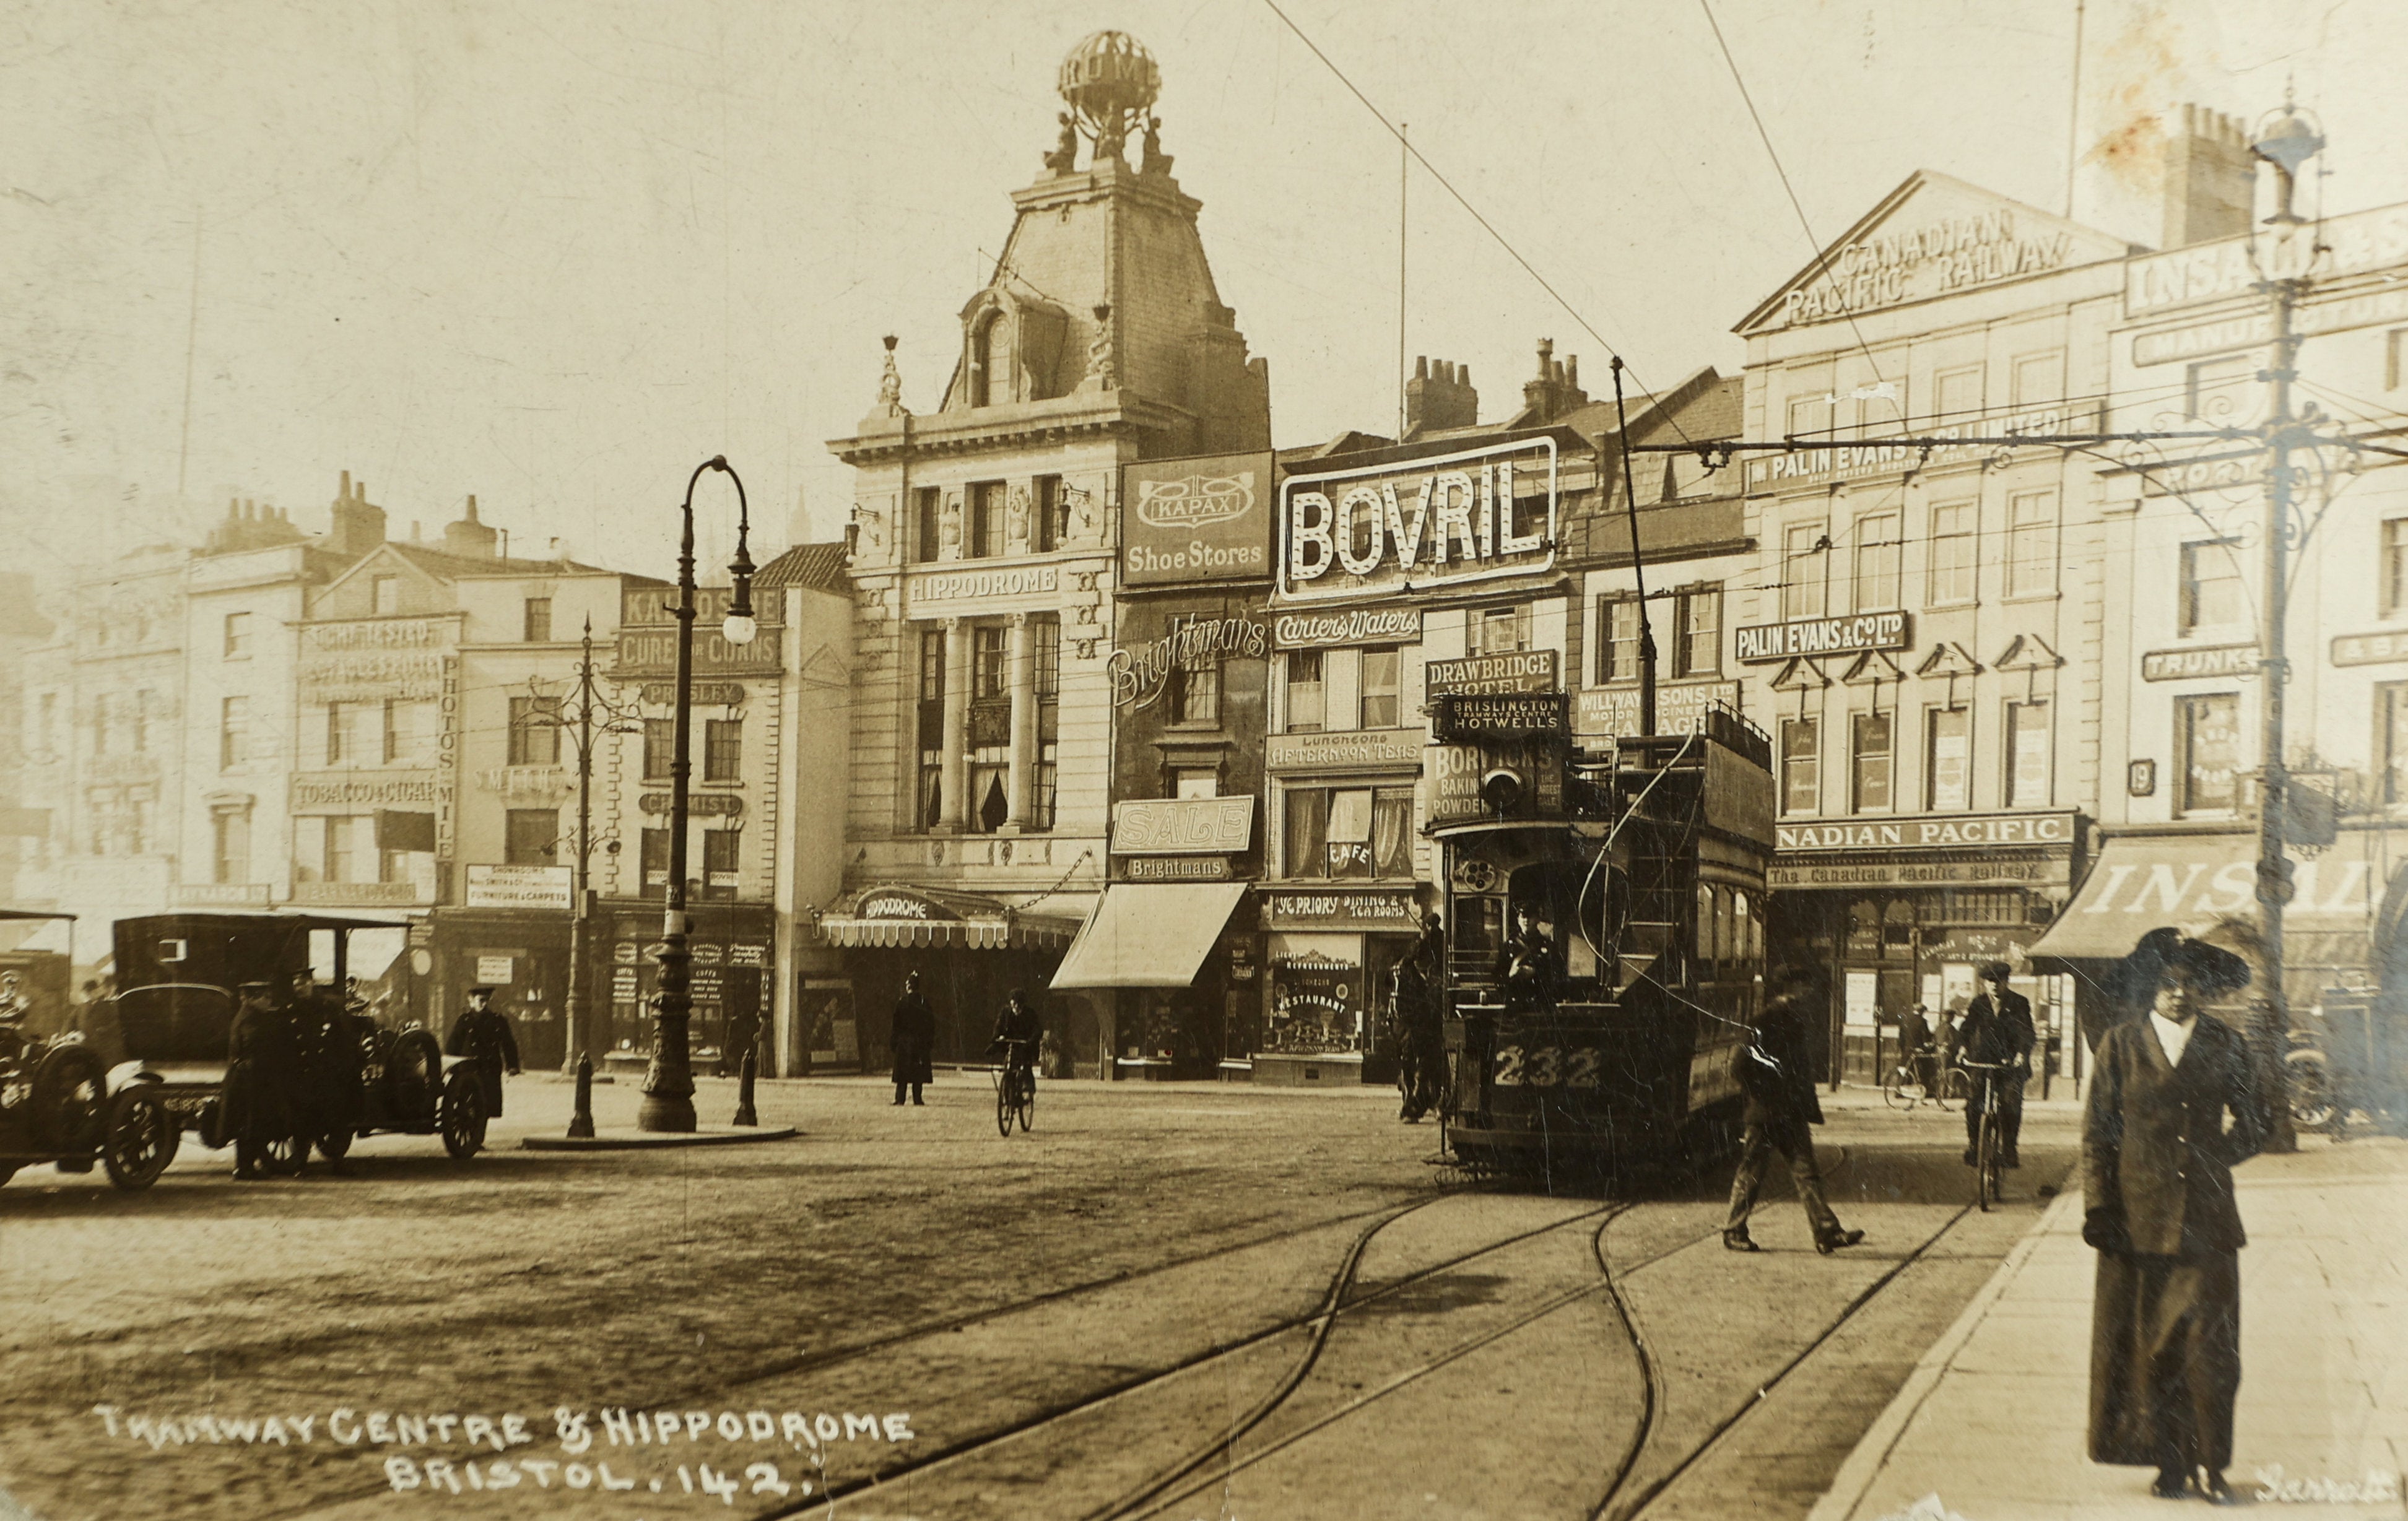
1807 1182 2088 1521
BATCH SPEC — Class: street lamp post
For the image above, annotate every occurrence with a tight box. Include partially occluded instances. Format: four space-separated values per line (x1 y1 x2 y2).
638 455 758 1133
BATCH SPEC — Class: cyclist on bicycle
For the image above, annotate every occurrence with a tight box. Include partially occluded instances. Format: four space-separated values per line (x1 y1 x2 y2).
1957 962 2035 1169
990 988 1042 1080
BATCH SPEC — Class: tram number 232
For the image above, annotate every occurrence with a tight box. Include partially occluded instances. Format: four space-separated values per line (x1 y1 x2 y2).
1492 1045 1602 1089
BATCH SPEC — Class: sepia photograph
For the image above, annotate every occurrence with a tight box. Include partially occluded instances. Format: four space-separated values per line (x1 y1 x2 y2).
4 1 2406 1516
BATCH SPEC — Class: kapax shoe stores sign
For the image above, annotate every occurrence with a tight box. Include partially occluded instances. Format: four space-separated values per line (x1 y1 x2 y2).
1279 438 1558 602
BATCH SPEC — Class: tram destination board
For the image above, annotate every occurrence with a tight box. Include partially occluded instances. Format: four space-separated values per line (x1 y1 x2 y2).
1431 691 1569 742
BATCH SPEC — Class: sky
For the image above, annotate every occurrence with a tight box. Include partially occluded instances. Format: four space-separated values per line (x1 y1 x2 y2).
7 0 2407 585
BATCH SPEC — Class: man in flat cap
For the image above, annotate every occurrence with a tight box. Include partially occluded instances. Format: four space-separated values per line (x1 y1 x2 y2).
446 986 521 1119
1957 961 2035 1169
2083 928 2261 1502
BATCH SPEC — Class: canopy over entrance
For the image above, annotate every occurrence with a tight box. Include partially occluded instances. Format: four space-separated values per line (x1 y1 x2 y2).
815 885 1082 951
1051 883 1248 990
2030 833 2378 962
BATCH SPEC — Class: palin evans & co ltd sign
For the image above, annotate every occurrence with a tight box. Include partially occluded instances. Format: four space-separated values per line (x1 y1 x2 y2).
1271 607 1424 649
1109 797 1256 857
1278 438 1557 602
1425 649 1558 697
1775 810 2078 852
1122 452 1275 587
2142 644 2259 681
1734 612 1910 664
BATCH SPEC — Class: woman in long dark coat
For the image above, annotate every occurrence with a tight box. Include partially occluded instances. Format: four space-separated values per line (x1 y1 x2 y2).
890 972 934 1106
2083 928 2262 1501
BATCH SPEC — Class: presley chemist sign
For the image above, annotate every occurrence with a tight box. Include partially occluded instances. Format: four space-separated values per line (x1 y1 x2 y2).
1278 438 1557 602
1123 452 1274 587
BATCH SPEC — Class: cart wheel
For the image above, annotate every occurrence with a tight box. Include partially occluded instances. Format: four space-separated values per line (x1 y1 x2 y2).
261 1135 308 1177
385 1030 444 1126
103 1086 180 1190
32 1044 109 1155
316 1129 354 1163
440 1071 487 1160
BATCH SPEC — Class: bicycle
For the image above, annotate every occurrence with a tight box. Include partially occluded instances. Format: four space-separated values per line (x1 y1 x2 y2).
1880 1049 1952 1112
1958 1059 2017 1211
991 1039 1036 1136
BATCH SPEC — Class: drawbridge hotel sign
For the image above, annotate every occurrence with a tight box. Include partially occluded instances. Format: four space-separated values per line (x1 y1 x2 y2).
1278 438 1557 602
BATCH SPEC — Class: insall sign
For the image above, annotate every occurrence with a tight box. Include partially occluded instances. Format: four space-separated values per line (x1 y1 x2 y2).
1279 438 1557 602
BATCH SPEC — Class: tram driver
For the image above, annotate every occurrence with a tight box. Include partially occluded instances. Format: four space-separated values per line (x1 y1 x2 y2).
1497 901 1558 1013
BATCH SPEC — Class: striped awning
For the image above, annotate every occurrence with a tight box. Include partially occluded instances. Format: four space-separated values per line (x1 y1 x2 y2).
813 883 1082 952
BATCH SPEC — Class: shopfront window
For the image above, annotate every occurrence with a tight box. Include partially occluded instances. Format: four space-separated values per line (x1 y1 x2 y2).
1282 786 1413 878
640 827 670 896
2176 693 2241 815
1267 952 1362 1055
701 829 739 899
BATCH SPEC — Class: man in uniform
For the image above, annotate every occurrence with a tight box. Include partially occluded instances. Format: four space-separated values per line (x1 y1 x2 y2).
1497 902 1557 1014
1958 961 2036 1168
446 986 521 1119
290 969 365 1175
226 981 304 1179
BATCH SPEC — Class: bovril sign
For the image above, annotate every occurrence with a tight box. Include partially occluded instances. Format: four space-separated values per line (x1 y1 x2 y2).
1279 438 1557 602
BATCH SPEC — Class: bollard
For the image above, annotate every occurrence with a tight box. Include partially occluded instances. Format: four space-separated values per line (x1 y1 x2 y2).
568 1053 596 1138
732 1047 759 1127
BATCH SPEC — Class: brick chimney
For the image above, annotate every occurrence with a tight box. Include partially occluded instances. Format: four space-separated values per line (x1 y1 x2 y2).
2162 103 2253 248
442 494 499 559
328 470 387 557
1405 355 1478 435
1519 339 1589 425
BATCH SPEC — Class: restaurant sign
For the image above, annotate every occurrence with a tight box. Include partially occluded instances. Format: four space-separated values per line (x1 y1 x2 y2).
1110 797 1254 856
1271 607 1425 649
1775 810 2077 853
1122 451 1275 586
2141 644 2258 682
1259 890 1422 932
1575 681 1739 737
1425 649 1558 697
1264 729 1425 772
1734 612 1910 664
1279 438 1557 602
1430 692 1568 742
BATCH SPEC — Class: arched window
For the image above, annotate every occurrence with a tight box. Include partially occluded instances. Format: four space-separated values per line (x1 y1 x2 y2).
1714 888 1733 964
1733 891 1754 962
969 312 1006 407
1695 883 1715 958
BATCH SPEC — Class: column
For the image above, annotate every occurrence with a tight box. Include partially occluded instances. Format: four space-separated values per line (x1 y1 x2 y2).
939 618 970 833
1002 613 1036 832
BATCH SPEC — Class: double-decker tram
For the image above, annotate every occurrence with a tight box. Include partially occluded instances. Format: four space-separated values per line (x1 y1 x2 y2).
1428 694 1777 1177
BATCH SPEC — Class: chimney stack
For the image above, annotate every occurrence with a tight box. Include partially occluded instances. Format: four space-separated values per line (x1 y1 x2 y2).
1405 355 1479 435
442 493 499 559
2162 103 2253 249
1519 337 1591 425
328 470 387 558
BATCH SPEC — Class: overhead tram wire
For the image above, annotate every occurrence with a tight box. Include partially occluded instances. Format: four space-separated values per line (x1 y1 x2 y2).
1257 0 1695 449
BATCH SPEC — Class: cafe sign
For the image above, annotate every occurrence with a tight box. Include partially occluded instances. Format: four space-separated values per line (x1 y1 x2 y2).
1279 438 1557 602
1425 649 1558 697
1734 611 1910 664
1775 810 2077 852
1110 797 1254 856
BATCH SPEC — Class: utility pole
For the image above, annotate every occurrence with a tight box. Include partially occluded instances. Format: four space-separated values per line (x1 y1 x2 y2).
1610 356 1659 735
535 617 639 1072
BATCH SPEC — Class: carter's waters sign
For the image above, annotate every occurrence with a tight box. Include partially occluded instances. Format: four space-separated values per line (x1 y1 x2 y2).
1278 438 1557 602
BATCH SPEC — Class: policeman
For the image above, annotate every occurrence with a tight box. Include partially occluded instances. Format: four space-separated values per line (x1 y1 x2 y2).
226 981 304 1179
291 970 365 1174
446 987 522 1118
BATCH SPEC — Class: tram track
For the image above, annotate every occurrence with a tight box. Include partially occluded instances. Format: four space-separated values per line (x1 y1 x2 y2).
761 1194 1628 1519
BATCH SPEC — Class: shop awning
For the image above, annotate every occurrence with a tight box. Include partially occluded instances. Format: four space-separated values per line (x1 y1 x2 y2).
2029 833 2380 962
814 883 1082 952
1050 883 1247 990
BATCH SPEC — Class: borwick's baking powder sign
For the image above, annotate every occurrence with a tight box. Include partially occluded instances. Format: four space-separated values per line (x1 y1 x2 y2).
1279 438 1557 602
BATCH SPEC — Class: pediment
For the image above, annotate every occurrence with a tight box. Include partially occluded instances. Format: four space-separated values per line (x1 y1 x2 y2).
1915 641 1983 678
1840 649 1905 686
1735 171 2132 337
1996 633 2064 670
1769 657 1830 691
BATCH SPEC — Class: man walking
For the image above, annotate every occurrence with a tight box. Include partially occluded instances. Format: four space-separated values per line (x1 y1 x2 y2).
446 986 521 1119
1958 961 2036 1168
1392 912 1448 1123
1724 968 1864 1255
890 972 934 1106
225 981 303 1179
2084 929 2261 1502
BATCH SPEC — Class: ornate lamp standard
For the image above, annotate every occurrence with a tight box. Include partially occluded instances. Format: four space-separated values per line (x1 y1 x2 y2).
638 455 758 1133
